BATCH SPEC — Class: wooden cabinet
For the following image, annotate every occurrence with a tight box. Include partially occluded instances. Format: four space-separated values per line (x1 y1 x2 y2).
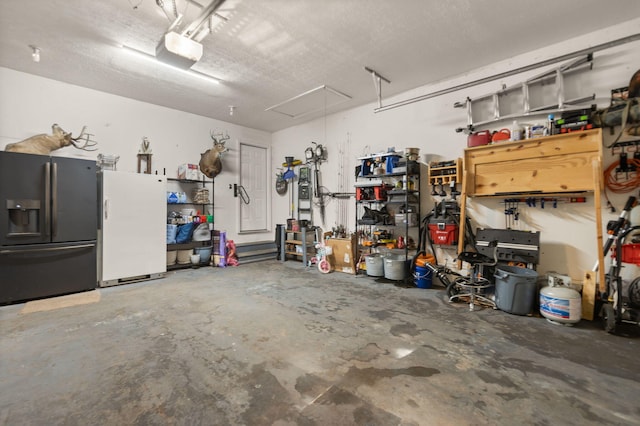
458 129 604 319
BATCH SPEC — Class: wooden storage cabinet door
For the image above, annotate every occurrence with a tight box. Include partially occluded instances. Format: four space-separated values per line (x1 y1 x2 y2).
471 151 600 196
464 130 602 196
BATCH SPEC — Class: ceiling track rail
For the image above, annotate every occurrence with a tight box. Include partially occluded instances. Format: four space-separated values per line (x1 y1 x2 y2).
182 0 226 39
372 33 640 114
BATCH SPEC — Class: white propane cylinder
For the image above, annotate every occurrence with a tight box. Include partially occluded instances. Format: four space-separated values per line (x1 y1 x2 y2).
539 284 582 325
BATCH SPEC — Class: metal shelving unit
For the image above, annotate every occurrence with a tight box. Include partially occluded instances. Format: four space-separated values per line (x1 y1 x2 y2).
355 153 421 280
166 177 214 270
279 227 314 265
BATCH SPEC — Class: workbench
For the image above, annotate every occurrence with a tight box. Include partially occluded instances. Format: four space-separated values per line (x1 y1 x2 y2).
457 129 604 319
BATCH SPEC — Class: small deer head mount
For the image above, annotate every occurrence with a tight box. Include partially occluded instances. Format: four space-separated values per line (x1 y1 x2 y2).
199 130 230 179
4 124 97 155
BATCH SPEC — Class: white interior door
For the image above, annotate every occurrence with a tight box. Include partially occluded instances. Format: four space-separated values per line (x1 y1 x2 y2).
239 143 268 233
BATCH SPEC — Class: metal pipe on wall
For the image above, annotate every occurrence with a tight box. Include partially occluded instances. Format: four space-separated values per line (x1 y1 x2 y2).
373 33 640 113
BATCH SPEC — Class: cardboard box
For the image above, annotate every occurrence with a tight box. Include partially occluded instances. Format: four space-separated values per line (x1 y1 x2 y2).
325 235 357 274
178 163 200 180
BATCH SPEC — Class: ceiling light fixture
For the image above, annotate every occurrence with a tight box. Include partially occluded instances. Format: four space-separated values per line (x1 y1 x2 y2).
121 45 221 85
156 31 203 69
29 45 40 62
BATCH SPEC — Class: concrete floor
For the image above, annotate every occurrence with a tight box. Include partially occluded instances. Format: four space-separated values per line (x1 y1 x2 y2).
1 260 639 426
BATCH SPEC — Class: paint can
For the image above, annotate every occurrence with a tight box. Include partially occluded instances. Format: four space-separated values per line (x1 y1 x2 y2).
414 265 433 289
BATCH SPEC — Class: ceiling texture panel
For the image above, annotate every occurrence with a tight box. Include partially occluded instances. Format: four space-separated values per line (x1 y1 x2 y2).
1 0 639 132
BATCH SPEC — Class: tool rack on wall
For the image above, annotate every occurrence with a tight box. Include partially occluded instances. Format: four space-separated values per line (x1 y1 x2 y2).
458 129 605 319
427 159 461 196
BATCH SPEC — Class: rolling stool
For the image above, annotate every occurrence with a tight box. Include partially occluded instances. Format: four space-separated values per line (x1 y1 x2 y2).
448 241 498 311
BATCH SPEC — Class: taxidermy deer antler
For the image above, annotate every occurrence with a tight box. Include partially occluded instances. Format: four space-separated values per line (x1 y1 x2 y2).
4 124 98 155
199 130 230 179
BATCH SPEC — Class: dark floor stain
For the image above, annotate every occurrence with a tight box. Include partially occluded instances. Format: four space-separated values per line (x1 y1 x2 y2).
492 318 640 381
396 296 440 314
301 385 401 426
319 386 361 405
485 357 588 392
342 365 440 388
421 343 449 356
368 310 393 321
353 405 397 425
240 363 302 425
496 391 528 401
399 296 440 312
390 322 421 337
474 400 486 410
406 398 419 408
564 395 610 423
304 322 335 333
342 342 389 362
295 373 331 400
476 370 520 389
298 306 321 316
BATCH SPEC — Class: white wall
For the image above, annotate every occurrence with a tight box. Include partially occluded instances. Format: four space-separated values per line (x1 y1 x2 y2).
0 67 271 245
272 18 640 282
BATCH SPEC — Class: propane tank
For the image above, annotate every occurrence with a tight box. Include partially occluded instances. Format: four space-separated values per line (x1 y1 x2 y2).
540 278 582 325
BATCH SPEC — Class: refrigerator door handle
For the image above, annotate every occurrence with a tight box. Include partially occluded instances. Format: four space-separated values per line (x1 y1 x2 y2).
44 162 51 237
0 243 95 254
104 198 109 220
52 162 58 237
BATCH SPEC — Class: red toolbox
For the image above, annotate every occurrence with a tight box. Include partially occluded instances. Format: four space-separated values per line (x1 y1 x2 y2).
356 185 389 201
374 185 390 201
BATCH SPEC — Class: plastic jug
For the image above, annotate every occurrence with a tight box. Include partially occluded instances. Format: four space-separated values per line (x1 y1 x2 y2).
510 120 523 141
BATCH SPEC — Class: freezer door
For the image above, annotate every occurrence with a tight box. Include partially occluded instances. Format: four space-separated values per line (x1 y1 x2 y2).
99 171 167 285
0 152 50 246
0 241 97 304
50 156 97 243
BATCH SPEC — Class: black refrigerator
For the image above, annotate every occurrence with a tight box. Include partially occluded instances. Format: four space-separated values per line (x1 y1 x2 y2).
0 151 98 304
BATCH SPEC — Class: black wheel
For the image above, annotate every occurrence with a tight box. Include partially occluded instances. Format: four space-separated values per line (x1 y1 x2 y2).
447 277 465 298
446 282 457 298
629 278 640 309
602 303 616 334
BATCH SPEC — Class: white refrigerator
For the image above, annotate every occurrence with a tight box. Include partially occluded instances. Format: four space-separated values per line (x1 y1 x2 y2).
98 171 166 287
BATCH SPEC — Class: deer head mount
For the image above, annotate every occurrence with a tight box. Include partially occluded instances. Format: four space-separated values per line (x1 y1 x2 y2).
5 124 97 155
199 130 229 179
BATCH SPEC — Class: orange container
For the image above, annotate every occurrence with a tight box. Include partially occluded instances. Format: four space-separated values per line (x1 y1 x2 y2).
492 128 511 142
415 253 436 267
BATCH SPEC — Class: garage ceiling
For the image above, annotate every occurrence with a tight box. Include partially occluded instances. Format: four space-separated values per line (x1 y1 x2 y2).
1 0 639 133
